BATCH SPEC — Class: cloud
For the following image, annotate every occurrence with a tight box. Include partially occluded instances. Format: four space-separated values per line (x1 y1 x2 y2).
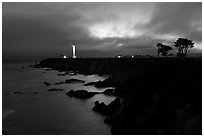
3 3 92 61
148 3 201 33
2 2 202 62
143 2 202 49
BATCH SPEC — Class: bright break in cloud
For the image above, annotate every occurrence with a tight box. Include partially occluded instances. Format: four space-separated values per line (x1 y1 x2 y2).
2 2 202 62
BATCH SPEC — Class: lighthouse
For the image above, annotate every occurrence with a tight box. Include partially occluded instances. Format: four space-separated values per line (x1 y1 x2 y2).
72 43 76 58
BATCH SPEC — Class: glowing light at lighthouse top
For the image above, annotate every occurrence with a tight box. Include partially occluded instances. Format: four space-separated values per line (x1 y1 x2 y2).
72 43 76 58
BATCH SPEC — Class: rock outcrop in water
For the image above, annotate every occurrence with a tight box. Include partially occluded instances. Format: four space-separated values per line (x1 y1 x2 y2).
57 73 67 76
54 79 85 85
43 82 51 86
32 92 39 95
54 82 64 85
36 58 202 135
101 89 116 96
57 71 77 76
14 91 23 95
92 97 121 115
65 79 85 84
66 90 100 99
48 88 64 92
84 80 118 88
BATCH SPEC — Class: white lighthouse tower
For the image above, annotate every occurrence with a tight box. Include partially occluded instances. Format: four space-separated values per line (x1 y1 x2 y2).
72 43 76 58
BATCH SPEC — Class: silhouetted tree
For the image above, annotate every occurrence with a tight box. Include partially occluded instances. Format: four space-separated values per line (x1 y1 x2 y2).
173 38 194 57
156 43 173 57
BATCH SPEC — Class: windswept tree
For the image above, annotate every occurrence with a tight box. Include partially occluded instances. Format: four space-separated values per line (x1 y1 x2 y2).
173 38 194 57
156 43 173 57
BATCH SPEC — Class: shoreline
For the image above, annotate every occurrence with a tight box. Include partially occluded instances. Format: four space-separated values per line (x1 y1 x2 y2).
2 66 114 135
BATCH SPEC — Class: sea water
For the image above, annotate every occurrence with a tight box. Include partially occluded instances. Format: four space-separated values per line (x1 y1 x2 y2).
2 63 115 135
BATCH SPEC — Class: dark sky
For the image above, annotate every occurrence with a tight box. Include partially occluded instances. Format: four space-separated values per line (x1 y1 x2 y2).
2 2 202 62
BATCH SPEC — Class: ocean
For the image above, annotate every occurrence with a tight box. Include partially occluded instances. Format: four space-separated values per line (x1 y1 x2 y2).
2 63 115 135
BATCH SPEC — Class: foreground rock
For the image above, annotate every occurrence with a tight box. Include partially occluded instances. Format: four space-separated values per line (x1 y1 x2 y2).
57 73 67 76
84 79 119 88
14 91 23 95
92 97 121 115
2 129 7 135
54 82 64 85
54 79 85 85
65 79 85 83
111 82 202 135
43 82 51 86
37 58 202 135
32 92 39 95
66 90 100 99
84 80 113 88
45 68 52 71
102 89 116 96
48 88 63 92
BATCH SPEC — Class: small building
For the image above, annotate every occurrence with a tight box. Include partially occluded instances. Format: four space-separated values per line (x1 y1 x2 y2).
59 55 67 58
117 55 123 58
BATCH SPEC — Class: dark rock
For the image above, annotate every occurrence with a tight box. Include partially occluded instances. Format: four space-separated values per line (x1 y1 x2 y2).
104 103 124 125
93 101 106 108
54 82 64 85
79 71 93 75
102 89 115 96
45 68 51 71
43 82 51 86
92 97 121 115
58 70 64 72
2 129 7 135
111 83 202 135
14 91 22 95
98 73 104 76
93 73 128 88
57 73 66 76
48 88 63 91
65 79 85 84
84 81 102 86
66 90 100 99
36 58 202 135
32 92 39 95
54 79 85 85
85 79 118 88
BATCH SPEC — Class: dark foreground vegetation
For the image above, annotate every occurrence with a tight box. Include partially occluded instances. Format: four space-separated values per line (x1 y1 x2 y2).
36 57 202 135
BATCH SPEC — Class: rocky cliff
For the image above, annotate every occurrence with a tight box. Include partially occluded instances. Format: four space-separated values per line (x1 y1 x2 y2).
37 57 202 135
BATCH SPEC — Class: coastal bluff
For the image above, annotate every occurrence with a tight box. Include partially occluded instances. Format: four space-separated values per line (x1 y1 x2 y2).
36 57 202 135
37 57 201 75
